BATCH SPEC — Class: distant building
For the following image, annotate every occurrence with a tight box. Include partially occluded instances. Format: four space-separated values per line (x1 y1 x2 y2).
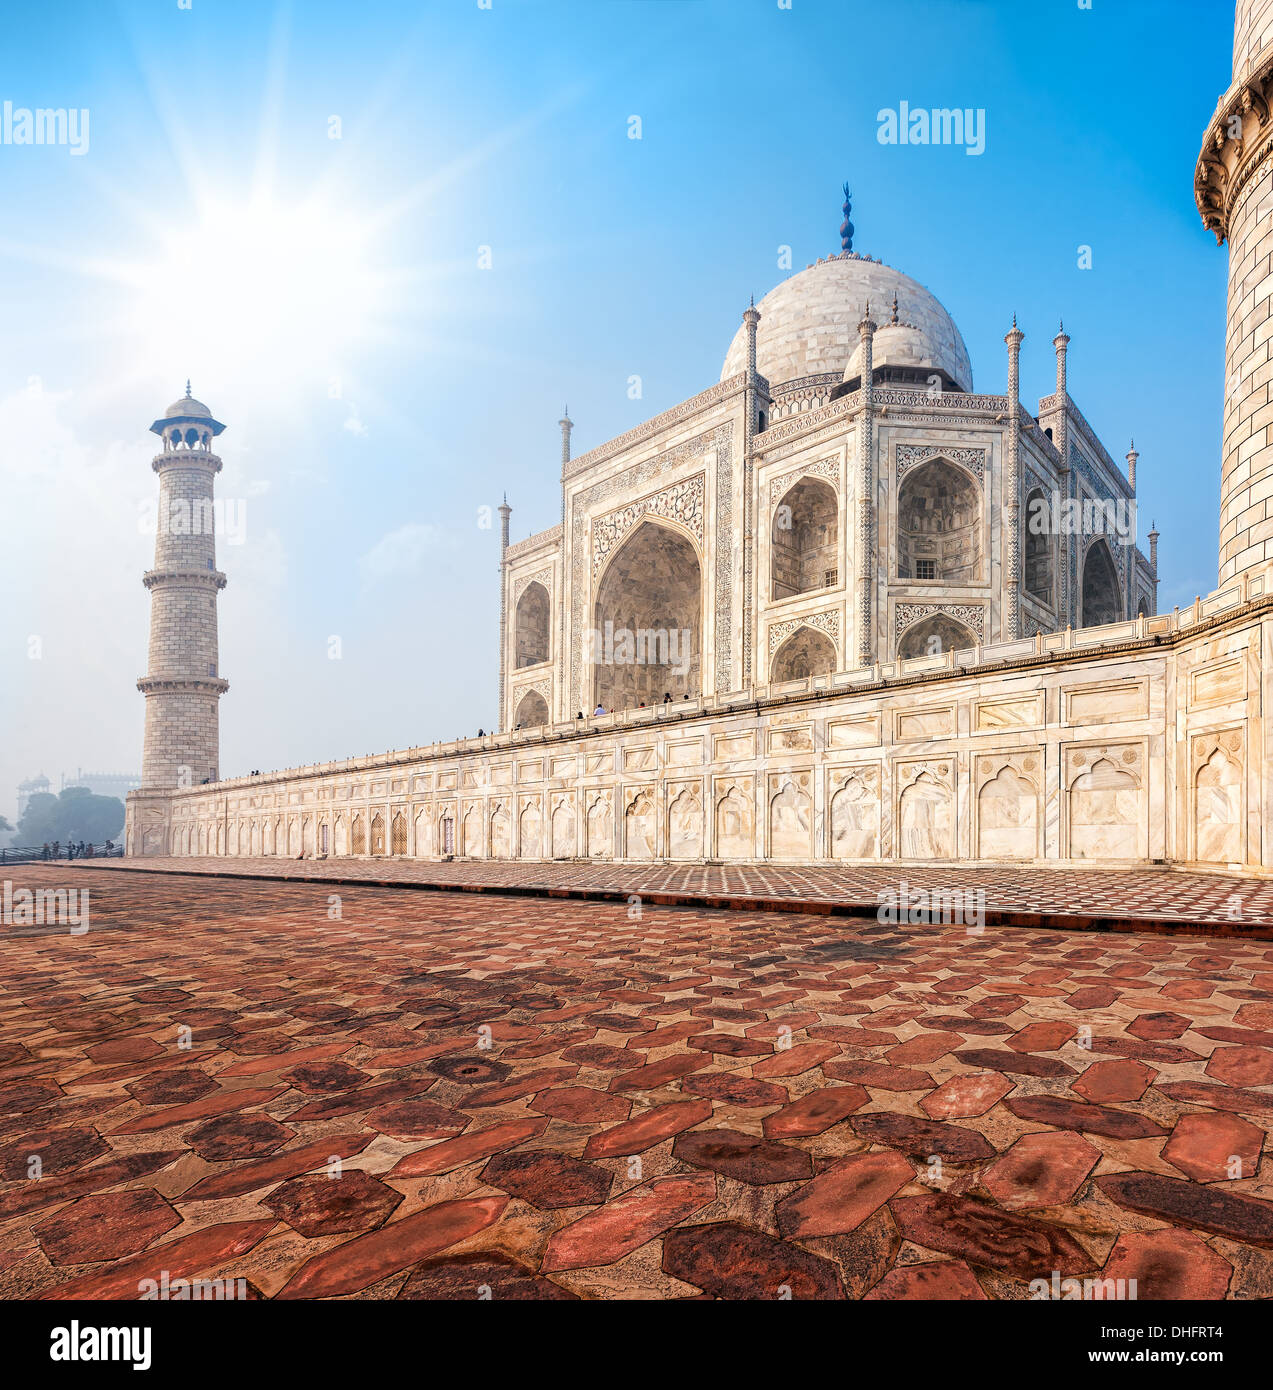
60 770 141 803
17 774 50 820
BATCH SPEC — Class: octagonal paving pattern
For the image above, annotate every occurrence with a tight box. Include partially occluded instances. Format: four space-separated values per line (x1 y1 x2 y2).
3 864 1273 1300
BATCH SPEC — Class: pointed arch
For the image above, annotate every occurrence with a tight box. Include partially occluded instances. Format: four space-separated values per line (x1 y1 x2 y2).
1195 746 1242 864
899 771 953 858
667 786 704 859
519 801 542 858
490 802 511 858
830 775 879 860
550 798 576 858
897 612 976 660
771 477 838 599
1023 485 1053 606
515 580 551 668
1080 538 1122 627
592 518 702 712
769 777 812 860
715 786 753 859
897 457 983 583
770 625 836 682
514 689 549 727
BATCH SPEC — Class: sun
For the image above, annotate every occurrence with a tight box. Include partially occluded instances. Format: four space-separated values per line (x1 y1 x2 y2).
129 193 384 396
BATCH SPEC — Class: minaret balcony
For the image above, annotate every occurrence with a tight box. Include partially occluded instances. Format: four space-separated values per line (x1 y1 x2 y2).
142 568 227 591
136 675 230 696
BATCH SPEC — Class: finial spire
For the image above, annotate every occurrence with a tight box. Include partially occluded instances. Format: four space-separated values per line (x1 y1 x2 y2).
890 293 898 325
839 183 854 254
184 379 192 398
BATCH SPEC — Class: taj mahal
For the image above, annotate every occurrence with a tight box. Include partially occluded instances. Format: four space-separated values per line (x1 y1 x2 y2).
127 0 1273 877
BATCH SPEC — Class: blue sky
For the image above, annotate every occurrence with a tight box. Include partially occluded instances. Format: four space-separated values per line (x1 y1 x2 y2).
0 0 1234 822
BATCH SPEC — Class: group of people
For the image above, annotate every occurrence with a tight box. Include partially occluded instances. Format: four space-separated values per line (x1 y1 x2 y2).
478 693 695 735
39 840 111 861
584 692 691 717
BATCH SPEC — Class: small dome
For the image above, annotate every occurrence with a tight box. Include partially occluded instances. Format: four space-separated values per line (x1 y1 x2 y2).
721 253 972 392
162 396 212 420
843 322 947 381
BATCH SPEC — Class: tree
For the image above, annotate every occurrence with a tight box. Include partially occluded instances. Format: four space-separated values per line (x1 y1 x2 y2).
17 788 125 844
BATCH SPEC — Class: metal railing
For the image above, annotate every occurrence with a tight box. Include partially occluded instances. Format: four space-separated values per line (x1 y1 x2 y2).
0 843 124 864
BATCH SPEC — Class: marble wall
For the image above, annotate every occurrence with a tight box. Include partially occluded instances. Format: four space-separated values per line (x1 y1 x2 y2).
141 597 1272 873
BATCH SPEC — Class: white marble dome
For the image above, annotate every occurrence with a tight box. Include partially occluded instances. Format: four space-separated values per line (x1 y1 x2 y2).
161 395 213 420
721 253 973 392
843 321 951 382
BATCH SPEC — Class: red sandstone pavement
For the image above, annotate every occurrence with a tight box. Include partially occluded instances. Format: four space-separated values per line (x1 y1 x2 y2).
3 863 1273 1300
77 854 1273 934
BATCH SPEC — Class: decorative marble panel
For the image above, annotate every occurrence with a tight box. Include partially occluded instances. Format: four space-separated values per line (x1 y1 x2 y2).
1192 727 1244 864
591 474 706 583
768 455 840 504
828 765 881 860
895 443 986 486
974 751 1042 860
895 603 985 642
769 771 813 860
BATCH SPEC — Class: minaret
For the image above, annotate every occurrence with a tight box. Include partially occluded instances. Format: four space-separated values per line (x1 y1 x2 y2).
1195 0 1273 587
857 302 877 665
558 407 573 469
497 493 512 731
557 408 571 719
742 298 761 687
137 385 229 791
1053 321 1072 622
1126 439 1138 492
1004 314 1025 639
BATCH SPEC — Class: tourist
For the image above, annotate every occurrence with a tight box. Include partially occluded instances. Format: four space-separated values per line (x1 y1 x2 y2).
42 842 50 861
663 692 672 703
593 704 605 716
576 711 583 719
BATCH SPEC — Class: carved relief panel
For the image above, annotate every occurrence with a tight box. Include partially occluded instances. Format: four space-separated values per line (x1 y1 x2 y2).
1063 743 1143 861
895 758 956 860
827 764 881 860
768 770 814 861
973 750 1042 861
1191 727 1244 865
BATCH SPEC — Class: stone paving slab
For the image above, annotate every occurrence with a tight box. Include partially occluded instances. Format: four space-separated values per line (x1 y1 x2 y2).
76 855 1273 937
3 865 1273 1300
